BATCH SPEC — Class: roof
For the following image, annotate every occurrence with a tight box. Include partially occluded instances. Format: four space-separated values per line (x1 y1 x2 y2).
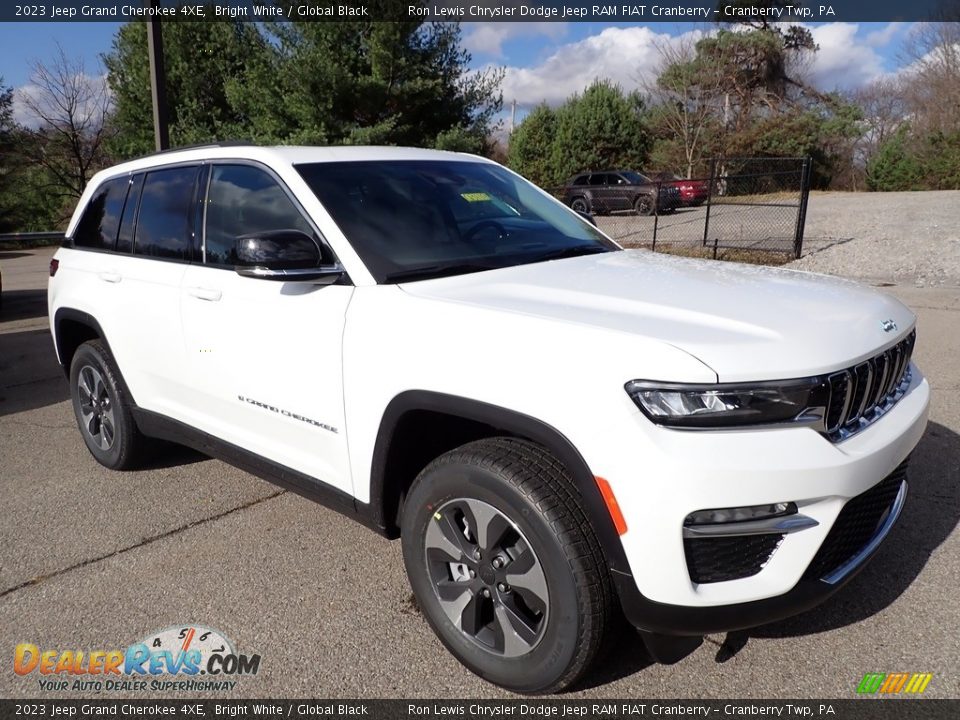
95 144 492 179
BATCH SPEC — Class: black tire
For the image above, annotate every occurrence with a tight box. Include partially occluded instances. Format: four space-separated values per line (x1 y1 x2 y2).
69 339 150 470
401 437 614 694
634 194 655 216
569 197 590 214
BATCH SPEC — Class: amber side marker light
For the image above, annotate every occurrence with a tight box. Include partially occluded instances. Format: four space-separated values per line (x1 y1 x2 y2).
595 476 627 535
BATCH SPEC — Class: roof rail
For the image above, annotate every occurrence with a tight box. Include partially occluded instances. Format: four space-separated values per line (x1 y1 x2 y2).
133 140 257 161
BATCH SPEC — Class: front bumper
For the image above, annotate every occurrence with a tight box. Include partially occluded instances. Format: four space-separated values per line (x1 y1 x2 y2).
578 365 929 633
614 464 909 636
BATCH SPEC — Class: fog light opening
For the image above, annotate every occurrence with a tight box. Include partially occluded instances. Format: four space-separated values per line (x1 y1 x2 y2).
684 502 798 527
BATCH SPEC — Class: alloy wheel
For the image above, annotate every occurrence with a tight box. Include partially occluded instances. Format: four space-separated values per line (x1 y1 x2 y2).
77 365 116 451
424 498 549 658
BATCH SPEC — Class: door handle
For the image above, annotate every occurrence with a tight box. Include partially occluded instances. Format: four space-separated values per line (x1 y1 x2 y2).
98 271 121 283
186 286 222 302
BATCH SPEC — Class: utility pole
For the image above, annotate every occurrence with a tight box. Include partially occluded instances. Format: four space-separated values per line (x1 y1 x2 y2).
510 99 517 134
146 3 170 151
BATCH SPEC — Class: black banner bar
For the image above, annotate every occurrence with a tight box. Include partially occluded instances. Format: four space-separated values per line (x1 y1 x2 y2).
0 0 955 23
0 700 957 720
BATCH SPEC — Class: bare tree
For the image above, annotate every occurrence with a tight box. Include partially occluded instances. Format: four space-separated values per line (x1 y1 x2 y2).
899 21 960 136
16 44 113 202
643 37 726 178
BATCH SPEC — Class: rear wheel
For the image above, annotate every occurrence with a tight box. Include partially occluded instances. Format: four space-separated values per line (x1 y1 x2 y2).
401 438 613 694
69 339 151 470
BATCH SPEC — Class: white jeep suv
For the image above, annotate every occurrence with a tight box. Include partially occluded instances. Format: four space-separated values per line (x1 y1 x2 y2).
48 145 929 693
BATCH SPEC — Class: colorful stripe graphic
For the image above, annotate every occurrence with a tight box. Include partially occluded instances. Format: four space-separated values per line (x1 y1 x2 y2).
857 672 933 694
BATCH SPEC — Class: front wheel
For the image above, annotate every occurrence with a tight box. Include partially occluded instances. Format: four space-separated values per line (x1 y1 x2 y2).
401 438 614 694
634 194 655 216
570 197 590 214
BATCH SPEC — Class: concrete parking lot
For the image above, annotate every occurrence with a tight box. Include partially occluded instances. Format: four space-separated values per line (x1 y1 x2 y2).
1 245 958 699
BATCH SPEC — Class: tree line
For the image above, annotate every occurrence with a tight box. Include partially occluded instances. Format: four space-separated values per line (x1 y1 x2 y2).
1 16 958 234
510 18 960 192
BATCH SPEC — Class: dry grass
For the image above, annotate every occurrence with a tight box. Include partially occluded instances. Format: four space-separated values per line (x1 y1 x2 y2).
620 241 794 266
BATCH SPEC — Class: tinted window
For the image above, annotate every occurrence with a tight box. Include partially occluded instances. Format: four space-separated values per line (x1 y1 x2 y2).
116 174 144 254
572 175 588 186
134 166 199 261
73 177 129 250
204 164 317 267
588 174 606 186
621 171 651 185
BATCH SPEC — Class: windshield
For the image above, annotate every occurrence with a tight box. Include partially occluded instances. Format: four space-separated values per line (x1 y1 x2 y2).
296 160 618 283
620 171 651 185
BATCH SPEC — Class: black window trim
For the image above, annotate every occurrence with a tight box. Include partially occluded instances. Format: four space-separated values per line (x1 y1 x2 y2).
200 158 345 277
116 173 145 255
66 158 347 281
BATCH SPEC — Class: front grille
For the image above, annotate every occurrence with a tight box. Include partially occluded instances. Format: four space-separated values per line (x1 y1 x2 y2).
802 459 908 581
825 330 915 440
684 534 784 584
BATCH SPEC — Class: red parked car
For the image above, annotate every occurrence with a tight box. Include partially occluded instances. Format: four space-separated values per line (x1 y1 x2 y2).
646 172 709 207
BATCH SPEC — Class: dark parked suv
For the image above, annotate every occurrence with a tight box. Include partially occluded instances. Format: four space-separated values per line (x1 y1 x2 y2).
561 171 680 216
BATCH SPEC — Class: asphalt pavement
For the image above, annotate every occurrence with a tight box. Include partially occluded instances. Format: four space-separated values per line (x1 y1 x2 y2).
1 246 958 699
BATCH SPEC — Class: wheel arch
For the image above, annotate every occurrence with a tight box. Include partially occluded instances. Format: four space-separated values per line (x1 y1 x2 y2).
53 308 107 377
369 390 632 578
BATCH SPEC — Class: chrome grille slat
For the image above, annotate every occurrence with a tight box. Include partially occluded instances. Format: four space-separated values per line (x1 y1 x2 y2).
886 345 903 398
846 362 872 426
872 352 890 409
825 329 916 442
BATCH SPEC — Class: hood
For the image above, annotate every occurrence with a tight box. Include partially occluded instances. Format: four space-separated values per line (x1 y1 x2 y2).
399 250 916 383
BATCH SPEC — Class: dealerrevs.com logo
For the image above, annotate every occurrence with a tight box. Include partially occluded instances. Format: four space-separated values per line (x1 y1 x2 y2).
14 625 261 692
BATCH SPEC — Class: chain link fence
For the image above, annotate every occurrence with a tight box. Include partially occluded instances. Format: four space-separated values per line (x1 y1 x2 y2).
548 157 812 261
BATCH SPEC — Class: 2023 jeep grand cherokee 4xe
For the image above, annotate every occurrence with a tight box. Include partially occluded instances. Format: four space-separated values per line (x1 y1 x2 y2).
49 145 929 694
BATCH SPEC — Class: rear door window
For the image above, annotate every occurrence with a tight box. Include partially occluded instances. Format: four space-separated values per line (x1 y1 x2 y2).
134 165 200 261
72 177 130 250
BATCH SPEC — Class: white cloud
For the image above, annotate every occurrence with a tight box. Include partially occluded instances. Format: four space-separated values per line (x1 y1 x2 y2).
494 22 901 112
462 22 569 58
11 84 44 128
12 73 110 129
805 24 887 90
864 22 906 48
497 25 706 109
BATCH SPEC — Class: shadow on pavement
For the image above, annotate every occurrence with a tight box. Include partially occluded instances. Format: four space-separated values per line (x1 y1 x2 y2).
0 289 49 322
0 250 34 261
0 328 68 417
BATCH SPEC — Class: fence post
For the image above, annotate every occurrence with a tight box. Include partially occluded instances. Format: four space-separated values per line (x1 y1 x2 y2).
702 158 715 248
652 180 660 252
793 156 812 259
712 238 719 260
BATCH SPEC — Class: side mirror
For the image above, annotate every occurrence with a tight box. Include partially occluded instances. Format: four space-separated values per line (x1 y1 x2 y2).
234 230 343 284
575 210 597 226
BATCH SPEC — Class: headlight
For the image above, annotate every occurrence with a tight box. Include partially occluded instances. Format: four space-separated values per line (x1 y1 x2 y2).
624 379 828 429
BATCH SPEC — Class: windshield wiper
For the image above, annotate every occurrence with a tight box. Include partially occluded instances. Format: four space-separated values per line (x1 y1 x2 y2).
534 245 611 263
383 262 500 283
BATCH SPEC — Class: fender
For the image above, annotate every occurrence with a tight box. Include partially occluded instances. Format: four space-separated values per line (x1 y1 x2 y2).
53 308 106 366
369 390 634 579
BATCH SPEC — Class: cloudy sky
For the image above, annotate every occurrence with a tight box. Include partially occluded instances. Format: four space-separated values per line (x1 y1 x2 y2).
1 20 912 126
